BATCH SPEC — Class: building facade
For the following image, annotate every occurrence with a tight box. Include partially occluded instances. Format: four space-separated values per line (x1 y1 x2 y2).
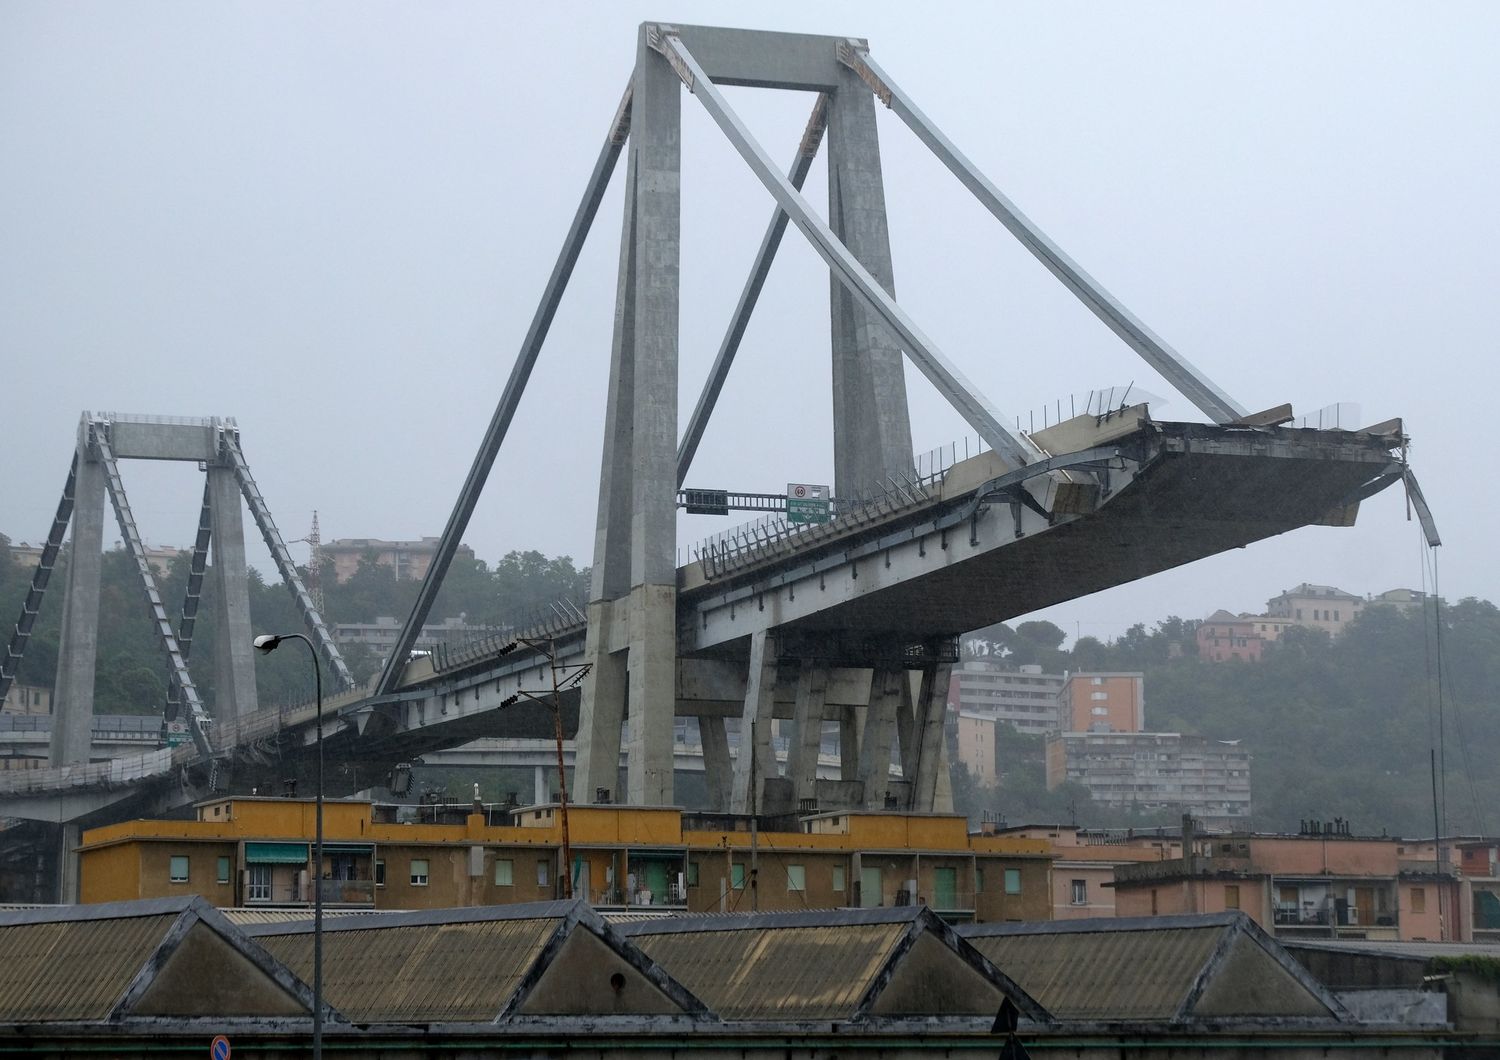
945 663 1064 736
998 824 1184 920
1265 583 1365 637
954 711 998 785
1196 611 1267 662
1057 672 1145 733
1112 828 1460 942
323 536 474 583
78 797 1053 924
1 683 50 716
1045 731 1251 828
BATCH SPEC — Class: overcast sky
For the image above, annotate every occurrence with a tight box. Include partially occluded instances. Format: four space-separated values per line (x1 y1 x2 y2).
3 2 1495 642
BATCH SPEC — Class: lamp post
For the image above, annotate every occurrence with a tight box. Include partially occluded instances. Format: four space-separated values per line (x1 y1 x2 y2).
252 632 323 1059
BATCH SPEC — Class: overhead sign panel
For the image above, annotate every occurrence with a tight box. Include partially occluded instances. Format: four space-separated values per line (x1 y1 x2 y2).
787 483 831 524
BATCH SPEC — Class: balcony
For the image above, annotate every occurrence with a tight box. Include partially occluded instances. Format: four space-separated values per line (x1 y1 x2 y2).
317 878 376 907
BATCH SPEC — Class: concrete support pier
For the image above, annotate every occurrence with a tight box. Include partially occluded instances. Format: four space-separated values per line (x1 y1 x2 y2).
208 465 258 723
50 438 103 769
576 28 681 807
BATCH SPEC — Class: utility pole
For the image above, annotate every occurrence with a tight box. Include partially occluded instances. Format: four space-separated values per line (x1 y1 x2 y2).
515 638 590 900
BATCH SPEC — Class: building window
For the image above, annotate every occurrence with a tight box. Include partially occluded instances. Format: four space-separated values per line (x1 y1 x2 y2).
787 865 806 892
216 857 231 885
1224 884 1240 910
686 861 700 887
494 859 513 886
1092 707 1109 716
1091 692 1108 701
169 856 189 883
1092 677 1104 686
1151 889 1159 915
537 861 549 887
247 864 272 902
1071 879 1087 905
375 860 386 887
832 866 845 891
1004 868 1021 895
732 863 745 889
410 859 429 886
1411 887 1426 913
1295 609 1302 620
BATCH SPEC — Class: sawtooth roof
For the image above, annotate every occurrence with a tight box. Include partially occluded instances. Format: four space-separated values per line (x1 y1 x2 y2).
242 898 708 1025
0 896 317 1024
958 912 1346 1023
618 905 1049 1024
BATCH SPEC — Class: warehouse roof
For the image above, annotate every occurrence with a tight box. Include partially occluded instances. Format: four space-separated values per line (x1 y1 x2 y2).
0 896 317 1024
243 898 708 1025
958 912 1345 1023
618 905 1049 1023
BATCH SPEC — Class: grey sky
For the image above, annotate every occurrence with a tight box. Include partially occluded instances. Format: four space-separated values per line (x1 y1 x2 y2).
3 2 1495 642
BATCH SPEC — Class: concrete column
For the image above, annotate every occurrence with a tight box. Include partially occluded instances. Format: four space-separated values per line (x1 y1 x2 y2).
620 34 681 807
574 144 639 804
910 663 954 812
625 585 676 804
534 765 547 806
788 663 828 804
895 670 918 784
51 445 104 769
731 630 778 814
859 668 903 808
56 822 81 904
208 466 257 722
698 716 732 812
828 65 913 502
574 601 627 802
838 705 860 783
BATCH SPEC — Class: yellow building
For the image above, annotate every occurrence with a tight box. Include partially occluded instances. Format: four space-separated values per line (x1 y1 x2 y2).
79 798 1052 923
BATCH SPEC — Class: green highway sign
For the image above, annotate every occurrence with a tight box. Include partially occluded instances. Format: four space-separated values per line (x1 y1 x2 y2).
787 483 831 525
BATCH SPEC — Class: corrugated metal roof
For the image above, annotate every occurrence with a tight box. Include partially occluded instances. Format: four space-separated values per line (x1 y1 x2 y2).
965 924 1224 1020
0 913 176 1022
256 916 560 1023
220 907 382 925
627 920 905 1020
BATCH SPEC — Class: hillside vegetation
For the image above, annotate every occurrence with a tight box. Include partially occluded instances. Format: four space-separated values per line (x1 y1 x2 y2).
954 599 1500 838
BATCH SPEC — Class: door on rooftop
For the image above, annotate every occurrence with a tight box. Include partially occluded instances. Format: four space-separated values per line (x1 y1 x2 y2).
933 867 958 910
860 866 882 908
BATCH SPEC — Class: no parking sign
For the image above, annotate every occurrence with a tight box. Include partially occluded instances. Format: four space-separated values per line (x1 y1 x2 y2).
210 1034 230 1060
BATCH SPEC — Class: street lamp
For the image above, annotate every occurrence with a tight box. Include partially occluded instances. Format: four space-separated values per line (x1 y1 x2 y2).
252 632 323 1059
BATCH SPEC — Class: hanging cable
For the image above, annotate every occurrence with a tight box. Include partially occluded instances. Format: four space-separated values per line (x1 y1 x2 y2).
1429 549 1487 836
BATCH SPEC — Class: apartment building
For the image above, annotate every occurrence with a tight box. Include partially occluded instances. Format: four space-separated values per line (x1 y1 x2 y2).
1112 826 1459 942
955 710 998 785
1045 731 1251 828
78 797 1054 924
1057 671 1144 733
946 662 1064 735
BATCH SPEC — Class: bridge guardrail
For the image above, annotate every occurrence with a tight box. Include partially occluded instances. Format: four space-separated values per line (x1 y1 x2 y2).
0 746 185 796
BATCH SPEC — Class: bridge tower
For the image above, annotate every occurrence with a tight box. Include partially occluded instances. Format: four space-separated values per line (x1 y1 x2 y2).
572 25 923 808
0 413 352 769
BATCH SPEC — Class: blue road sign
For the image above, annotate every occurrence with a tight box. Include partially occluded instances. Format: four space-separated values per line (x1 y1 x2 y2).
210 1034 231 1060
